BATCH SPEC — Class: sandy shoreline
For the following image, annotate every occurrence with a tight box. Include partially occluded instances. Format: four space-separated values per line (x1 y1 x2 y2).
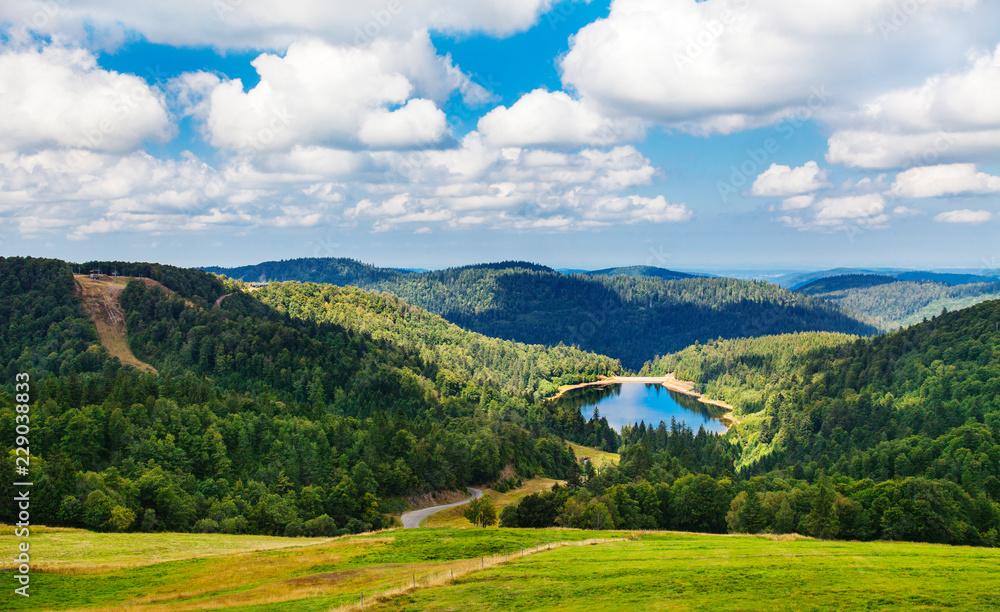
547 374 739 427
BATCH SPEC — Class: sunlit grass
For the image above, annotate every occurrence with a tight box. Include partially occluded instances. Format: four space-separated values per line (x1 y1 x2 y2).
374 532 1000 611
422 478 564 528
1 527 616 611
567 442 620 468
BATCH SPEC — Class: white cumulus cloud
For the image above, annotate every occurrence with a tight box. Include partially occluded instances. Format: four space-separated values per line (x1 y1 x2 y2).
193 35 470 152
933 209 993 223
0 45 171 153
559 0 991 134
478 89 644 147
890 163 1000 198
0 0 560 50
827 44 1000 168
751 161 831 197
777 193 889 231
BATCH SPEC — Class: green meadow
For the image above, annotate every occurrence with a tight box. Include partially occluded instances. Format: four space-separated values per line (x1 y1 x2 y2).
3 528 999 611
376 533 1000 612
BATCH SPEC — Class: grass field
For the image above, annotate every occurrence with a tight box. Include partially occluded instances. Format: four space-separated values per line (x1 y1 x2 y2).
0 526 613 611
2 527 998 611
0 526 329 572
375 533 1000 611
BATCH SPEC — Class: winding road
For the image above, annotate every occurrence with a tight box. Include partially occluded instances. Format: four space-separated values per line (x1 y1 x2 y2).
401 487 482 529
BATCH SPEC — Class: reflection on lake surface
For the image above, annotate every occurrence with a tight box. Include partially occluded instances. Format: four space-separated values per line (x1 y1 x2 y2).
559 383 728 434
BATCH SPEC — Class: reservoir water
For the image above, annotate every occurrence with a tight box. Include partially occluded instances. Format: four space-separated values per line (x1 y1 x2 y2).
561 383 728 434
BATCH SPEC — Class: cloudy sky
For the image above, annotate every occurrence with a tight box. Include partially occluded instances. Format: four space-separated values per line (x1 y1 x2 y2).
1 0 998 271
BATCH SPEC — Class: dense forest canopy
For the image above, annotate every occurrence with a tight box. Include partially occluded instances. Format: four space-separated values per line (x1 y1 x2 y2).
248 281 623 401
205 257 877 369
0 257 584 537
3 255 997 548
632 301 1000 544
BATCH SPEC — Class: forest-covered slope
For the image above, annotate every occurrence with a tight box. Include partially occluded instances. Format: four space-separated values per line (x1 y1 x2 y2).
0 257 596 537
206 257 877 369
248 281 622 401
796 274 1000 331
643 299 1000 479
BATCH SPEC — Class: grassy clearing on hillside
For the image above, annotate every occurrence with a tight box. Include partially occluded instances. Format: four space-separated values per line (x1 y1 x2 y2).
421 478 564 528
567 442 620 468
1 527 612 611
376 532 1000 611
74 274 158 373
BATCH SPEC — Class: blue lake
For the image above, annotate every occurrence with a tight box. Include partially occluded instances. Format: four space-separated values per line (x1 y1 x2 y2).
562 383 729 434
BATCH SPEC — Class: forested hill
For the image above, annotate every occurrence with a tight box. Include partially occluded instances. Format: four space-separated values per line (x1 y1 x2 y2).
0 256 594 537
206 257 877 369
582 265 694 280
796 274 898 295
643 298 1000 479
631 302 1000 545
248 281 622 401
796 273 1000 331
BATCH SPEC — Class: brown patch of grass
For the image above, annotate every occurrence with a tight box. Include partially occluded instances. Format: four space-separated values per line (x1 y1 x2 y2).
761 533 815 542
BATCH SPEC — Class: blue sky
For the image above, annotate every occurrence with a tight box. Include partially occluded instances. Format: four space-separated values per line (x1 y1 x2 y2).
1 0 998 272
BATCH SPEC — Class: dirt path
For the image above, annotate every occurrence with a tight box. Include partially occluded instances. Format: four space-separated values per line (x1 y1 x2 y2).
401 488 482 529
75 275 158 374
548 375 739 426
214 292 233 307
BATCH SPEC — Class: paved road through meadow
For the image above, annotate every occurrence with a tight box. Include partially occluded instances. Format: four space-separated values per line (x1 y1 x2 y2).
401 487 482 528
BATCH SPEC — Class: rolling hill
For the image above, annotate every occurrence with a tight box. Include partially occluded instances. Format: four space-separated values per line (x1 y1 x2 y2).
0 256 603 537
581 265 696 281
205 257 878 369
796 273 1000 331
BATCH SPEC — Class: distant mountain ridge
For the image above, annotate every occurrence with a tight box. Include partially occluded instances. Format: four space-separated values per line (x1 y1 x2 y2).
794 272 1000 331
781 267 1000 290
581 265 696 281
205 257 877 369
